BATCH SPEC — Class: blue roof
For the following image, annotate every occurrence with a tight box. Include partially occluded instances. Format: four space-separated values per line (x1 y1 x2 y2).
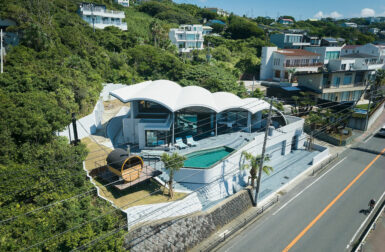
281 86 301 91
207 19 226 26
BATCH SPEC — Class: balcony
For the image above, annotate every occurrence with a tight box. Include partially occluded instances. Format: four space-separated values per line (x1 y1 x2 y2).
81 9 125 19
284 62 323 68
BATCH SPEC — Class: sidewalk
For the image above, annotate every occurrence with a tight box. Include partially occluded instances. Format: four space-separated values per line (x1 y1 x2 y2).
360 210 385 252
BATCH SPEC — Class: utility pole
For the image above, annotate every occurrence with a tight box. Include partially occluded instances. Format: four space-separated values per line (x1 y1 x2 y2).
1 29 3 74
72 113 80 145
254 97 273 206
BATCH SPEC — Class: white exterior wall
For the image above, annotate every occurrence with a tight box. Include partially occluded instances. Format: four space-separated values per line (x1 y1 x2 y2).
271 53 320 81
328 59 356 71
304 46 342 64
173 117 305 184
260 47 278 80
79 6 127 30
169 25 205 53
115 0 129 7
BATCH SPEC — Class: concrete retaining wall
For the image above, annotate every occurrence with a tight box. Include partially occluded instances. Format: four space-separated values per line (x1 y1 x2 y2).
123 188 253 252
311 144 329 164
348 100 385 130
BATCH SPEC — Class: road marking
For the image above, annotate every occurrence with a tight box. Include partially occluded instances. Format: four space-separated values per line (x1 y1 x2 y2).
272 157 347 216
282 147 385 252
363 134 373 143
346 190 385 249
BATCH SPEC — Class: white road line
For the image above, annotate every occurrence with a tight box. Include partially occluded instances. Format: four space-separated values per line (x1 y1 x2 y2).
346 190 385 250
272 157 348 216
363 134 373 143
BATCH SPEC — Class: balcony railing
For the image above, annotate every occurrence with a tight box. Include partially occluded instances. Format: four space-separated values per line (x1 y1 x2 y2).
284 62 323 68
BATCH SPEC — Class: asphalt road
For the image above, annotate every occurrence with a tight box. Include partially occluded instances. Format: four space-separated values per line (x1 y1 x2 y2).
219 135 385 252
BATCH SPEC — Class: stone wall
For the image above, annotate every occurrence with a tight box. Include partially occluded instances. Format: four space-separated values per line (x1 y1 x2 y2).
124 188 254 251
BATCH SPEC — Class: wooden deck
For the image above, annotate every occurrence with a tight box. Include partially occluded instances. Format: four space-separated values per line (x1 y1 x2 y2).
93 165 162 191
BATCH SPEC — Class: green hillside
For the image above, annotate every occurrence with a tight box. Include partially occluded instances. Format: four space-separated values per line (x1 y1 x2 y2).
0 0 383 250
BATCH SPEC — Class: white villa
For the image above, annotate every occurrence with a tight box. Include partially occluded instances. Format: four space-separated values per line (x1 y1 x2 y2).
169 25 205 53
78 3 127 30
109 80 308 184
115 0 129 7
260 47 322 82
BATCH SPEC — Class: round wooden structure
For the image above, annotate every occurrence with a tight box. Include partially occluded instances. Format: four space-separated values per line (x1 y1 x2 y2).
106 149 144 183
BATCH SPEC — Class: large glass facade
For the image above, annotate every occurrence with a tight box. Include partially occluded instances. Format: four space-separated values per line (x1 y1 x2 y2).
175 111 214 140
145 130 169 147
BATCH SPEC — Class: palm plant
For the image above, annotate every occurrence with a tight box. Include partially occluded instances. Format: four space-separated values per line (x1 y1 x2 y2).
161 152 186 199
241 151 273 188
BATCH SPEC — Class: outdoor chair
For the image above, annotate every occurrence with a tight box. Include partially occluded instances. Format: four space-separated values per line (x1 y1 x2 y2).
186 135 199 147
175 137 188 149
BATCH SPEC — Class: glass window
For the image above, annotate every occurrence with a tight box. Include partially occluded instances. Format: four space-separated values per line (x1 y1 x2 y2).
355 72 364 83
333 77 340 87
145 130 168 147
340 91 349 101
343 74 353 85
341 64 346 70
322 74 329 87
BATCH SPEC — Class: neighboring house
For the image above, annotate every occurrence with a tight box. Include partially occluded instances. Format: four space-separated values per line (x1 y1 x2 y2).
78 3 127 30
260 47 321 82
270 33 310 49
365 17 382 24
304 46 342 64
341 22 358 28
341 45 361 55
278 18 294 25
303 35 321 47
204 8 230 17
321 37 339 47
342 43 385 65
369 28 380 34
297 69 372 103
339 53 384 71
202 26 213 35
169 25 205 53
206 19 226 26
115 0 129 7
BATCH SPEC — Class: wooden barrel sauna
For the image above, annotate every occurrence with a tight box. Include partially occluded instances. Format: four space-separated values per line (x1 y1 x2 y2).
106 148 144 183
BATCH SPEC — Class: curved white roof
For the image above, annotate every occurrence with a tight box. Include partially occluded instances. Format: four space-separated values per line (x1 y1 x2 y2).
110 80 271 114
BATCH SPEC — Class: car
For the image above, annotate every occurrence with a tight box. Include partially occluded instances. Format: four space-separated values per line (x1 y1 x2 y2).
377 124 385 137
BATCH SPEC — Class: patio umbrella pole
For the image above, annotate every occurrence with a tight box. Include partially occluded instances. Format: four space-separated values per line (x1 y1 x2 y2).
254 97 273 206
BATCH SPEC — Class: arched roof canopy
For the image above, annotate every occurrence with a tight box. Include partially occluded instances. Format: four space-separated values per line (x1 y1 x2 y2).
110 80 280 116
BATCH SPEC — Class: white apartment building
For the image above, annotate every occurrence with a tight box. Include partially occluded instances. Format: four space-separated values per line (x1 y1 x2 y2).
304 46 342 64
78 3 127 31
341 43 385 70
260 47 321 82
115 0 129 7
169 25 205 53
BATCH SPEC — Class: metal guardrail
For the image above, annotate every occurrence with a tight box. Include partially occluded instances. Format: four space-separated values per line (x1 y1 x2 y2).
199 195 279 252
353 193 385 252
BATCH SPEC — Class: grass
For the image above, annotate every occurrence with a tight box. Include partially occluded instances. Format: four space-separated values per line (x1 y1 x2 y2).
83 137 186 208
94 178 186 208
355 104 369 110
82 137 112 171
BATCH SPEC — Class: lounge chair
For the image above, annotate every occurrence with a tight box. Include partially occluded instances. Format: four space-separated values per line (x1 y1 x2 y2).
175 137 188 149
186 135 199 147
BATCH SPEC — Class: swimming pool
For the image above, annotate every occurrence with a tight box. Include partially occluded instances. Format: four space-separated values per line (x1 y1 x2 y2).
183 146 234 168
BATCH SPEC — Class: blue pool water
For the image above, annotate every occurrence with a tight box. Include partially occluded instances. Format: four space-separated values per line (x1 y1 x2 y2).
354 108 367 114
184 147 234 168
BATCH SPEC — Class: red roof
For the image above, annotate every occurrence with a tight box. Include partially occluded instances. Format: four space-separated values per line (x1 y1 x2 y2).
275 49 320 57
342 45 360 50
